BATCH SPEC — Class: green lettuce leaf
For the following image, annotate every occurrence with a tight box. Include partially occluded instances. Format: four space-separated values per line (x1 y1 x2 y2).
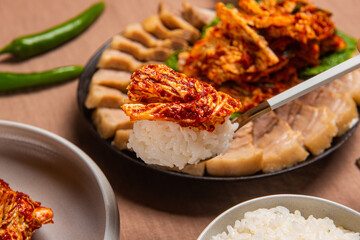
201 3 234 38
230 112 242 120
164 50 184 72
299 30 357 78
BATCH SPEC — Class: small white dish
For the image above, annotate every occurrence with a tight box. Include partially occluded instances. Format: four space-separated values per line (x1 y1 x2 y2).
198 194 360 240
0 120 119 240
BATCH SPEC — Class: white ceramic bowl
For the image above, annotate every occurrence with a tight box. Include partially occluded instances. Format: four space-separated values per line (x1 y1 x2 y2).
0 120 119 240
198 194 360 240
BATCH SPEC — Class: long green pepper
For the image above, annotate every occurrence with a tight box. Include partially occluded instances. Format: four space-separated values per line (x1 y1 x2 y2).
0 2 105 59
0 66 84 92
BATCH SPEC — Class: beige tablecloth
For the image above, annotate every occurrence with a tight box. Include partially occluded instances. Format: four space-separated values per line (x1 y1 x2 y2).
1 0 360 239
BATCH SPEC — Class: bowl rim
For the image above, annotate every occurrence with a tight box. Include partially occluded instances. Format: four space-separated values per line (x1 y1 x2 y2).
198 194 360 240
0 120 120 240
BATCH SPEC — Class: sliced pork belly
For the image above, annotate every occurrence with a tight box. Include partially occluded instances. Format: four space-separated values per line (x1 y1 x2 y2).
123 23 188 50
299 87 358 136
143 15 198 42
252 110 278 140
110 35 173 61
161 162 206 176
85 85 129 109
206 122 263 177
90 69 131 92
253 112 309 173
181 163 206 176
112 129 133 150
158 3 201 43
276 101 338 155
181 2 216 29
92 108 133 139
325 70 360 105
97 49 161 72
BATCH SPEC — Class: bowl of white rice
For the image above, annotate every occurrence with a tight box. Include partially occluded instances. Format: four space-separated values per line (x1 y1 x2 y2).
198 194 360 240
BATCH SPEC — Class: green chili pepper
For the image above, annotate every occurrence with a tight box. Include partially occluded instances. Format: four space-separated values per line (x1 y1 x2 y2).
0 65 84 92
0 2 105 59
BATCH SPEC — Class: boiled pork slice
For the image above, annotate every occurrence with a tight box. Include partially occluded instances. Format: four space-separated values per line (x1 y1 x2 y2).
158 3 201 43
110 35 173 62
252 110 278 140
206 122 263 176
142 15 196 43
123 23 188 50
253 111 309 173
97 49 161 72
90 69 131 92
180 162 206 176
276 100 338 155
299 87 358 136
85 85 129 109
181 2 216 29
325 70 360 105
92 108 133 139
161 163 206 176
112 129 133 150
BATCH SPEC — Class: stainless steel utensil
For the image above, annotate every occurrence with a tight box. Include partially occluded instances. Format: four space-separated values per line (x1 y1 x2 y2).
232 44 360 130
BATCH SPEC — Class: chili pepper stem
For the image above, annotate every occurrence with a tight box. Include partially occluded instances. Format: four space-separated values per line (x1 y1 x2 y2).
0 44 12 55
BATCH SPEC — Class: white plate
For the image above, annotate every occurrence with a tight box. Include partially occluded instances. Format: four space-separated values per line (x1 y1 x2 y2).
0 120 119 240
198 194 360 240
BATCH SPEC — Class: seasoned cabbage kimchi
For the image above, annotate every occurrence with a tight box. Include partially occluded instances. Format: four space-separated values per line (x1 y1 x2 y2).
179 0 345 111
122 64 242 131
0 179 53 240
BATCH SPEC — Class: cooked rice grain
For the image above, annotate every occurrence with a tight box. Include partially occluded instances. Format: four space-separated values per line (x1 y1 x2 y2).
127 117 237 169
211 206 359 240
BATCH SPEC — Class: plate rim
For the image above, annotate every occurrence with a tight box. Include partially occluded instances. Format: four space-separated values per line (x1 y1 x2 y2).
0 120 120 240
77 40 359 181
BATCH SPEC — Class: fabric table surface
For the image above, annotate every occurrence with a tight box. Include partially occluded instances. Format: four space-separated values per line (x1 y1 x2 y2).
1 0 360 239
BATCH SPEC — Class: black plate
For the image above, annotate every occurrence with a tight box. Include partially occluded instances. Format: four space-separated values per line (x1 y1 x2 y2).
77 41 359 181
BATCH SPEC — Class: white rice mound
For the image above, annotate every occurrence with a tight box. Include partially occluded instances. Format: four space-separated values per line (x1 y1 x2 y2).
211 206 360 240
127 117 238 169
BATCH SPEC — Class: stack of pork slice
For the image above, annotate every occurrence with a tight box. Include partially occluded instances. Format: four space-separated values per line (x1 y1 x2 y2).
85 2 360 177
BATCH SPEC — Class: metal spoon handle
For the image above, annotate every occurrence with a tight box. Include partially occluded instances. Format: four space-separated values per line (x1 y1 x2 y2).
234 53 360 129
268 54 360 110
